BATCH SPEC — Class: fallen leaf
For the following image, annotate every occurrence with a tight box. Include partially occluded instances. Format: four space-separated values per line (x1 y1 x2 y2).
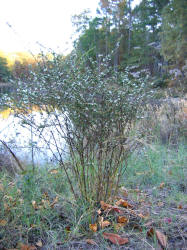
85 239 97 245
158 202 164 207
117 216 128 224
0 219 7 226
178 204 183 209
120 187 128 197
43 191 49 198
36 240 42 247
31 200 38 210
147 227 155 237
99 217 111 229
17 189 21 194
113 207 123 213
103 232 128 245
100 201 112 210
138 213 150 220
65 226 71 233
49 169 59 174
8 181 15 187
89 223 97 232
159 182 165 189
41 199 50 208
19 198 24 204
156 230 167 248
116 199 133 208
50 196 59 208
4 195 13 201
20 244 37 250
114 223 125 231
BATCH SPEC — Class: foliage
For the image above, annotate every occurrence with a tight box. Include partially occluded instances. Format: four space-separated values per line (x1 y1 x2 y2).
7 53 151 203
0 56 11 82
160 0 187 69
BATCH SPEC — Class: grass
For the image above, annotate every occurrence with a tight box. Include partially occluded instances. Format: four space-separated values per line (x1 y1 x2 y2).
0 138 186 249
124 142 187 189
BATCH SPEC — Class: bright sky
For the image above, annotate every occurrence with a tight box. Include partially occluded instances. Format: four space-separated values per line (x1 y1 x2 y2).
0 0 141 55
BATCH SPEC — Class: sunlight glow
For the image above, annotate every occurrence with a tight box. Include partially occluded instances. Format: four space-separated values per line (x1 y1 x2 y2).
0 0 141 55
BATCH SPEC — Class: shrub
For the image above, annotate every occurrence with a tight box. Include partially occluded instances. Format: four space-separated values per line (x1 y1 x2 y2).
7 53 152 203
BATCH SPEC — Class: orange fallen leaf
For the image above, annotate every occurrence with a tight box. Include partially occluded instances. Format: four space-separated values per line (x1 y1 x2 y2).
49 169 59 174
117 216 128 224
98 217 111 229
100 201 112 210
0 219 7 226
159 182 165 189
156 230 167 248
128 208 136 215
20 244 37 250
103 232 128 245
138 213 150 220
85 239 97 245
89 223 97 232
115 199 133 208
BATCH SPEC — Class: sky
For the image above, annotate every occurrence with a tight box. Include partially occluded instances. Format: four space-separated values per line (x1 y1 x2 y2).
0 0 141 55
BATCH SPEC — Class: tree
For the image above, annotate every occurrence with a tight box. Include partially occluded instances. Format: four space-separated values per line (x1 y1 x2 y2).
161 0 187 69
0 56 10 82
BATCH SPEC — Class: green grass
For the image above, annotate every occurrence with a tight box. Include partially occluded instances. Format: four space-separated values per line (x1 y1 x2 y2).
0 140 186 249
124 142 187 190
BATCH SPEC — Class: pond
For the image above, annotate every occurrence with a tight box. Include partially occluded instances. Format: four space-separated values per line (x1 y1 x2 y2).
0 108 67 166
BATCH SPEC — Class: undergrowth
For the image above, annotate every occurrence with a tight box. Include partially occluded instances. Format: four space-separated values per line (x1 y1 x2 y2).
0 138 186 249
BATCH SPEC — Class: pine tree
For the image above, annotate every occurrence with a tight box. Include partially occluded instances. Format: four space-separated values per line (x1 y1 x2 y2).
161 0 187 69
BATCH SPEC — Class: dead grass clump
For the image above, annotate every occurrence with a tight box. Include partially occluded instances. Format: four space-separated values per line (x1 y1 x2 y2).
137 98 187 145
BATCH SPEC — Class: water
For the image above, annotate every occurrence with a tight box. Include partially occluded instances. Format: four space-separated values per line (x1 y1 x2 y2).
0 108 67 166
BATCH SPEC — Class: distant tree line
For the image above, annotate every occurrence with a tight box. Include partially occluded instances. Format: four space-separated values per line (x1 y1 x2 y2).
1 0 186 86
72 0 187 79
